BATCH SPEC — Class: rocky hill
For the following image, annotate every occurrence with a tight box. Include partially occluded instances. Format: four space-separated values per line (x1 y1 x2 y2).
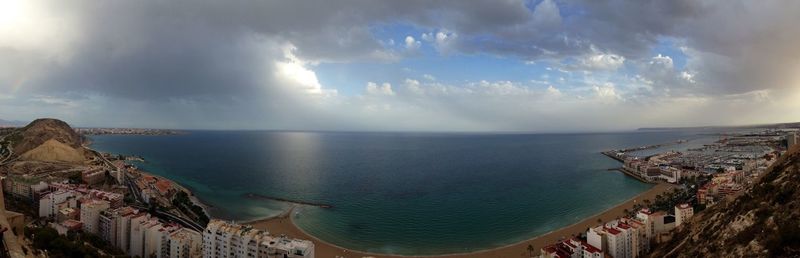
11 119 83 153
8 118 85 163
648 145 800 257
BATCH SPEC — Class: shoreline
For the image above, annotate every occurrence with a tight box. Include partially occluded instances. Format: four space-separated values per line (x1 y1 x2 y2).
89 136 676 257
248 182 674 258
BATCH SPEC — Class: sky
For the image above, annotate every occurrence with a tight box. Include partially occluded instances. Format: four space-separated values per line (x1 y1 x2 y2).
1 0 800 132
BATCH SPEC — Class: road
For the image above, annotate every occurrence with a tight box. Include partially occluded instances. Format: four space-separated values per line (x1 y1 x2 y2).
130 204 204 232
88 145 205 232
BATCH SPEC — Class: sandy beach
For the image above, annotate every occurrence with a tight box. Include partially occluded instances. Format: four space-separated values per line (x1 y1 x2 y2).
248 183 674 258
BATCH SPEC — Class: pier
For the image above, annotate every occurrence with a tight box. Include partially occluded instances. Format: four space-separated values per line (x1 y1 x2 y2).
243 193 333 209
614 168 655 184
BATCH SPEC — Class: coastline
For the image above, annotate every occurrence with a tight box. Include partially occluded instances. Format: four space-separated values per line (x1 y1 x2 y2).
88 135 676 256
248 182 674 258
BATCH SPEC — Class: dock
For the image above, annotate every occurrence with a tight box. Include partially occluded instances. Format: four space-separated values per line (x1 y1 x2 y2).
614 167 656 184
602 151 626 162
243 193 333 209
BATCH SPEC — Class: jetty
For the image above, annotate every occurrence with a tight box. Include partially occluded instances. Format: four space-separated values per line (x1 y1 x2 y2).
243 193 333 209
601 139 688 163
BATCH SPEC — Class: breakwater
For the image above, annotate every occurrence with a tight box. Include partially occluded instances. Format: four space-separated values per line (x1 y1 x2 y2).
243 193 333 209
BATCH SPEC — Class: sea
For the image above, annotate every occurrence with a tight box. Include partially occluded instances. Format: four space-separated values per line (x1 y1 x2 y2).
88 130 713 255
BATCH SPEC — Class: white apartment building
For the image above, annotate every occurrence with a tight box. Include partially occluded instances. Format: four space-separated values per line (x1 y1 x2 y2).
203 220 314 258
674 203 694 227
98 206 139 252
587 219 648 258
169 228 203 258
80 199 110 235
39 190 77 217
130 213 150 258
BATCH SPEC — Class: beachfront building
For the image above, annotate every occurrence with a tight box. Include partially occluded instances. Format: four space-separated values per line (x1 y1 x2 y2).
80 199 110 235
620 218 648 256
143 218 165 257
112 210 203 258
586 218 651 258
674 204 694 227
540 238 604 258
635 208 657 240
169 228 203 258
203 220 315 258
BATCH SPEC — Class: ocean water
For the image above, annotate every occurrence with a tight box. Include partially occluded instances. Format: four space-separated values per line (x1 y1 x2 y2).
89 130 704 255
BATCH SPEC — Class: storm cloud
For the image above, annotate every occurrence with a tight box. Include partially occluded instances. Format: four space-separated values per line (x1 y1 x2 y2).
1 0 799 131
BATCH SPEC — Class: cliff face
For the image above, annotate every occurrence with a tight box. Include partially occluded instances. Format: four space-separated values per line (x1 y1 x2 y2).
649 145 800 258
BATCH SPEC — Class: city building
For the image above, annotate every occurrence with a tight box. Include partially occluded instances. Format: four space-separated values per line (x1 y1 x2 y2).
82 167 107 185
99 206 139 250
38 189 77 218
674 203 694 227
48 183 124 208
80 199 110 235
129 213 150 258
787 132 798 148
2 175 49 202
169 228 203 258
203 220 315 258
540 238 604 258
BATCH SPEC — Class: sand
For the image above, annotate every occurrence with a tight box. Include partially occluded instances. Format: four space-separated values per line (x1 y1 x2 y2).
19 139 85 163
248 183 674 258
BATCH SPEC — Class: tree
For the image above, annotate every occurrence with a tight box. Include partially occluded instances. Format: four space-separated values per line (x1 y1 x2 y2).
527 244 535 257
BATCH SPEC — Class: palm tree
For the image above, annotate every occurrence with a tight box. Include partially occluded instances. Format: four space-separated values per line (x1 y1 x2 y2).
527 244 535 257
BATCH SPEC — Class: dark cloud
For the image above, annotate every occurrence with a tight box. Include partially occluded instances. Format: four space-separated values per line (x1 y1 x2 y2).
1 0 799 130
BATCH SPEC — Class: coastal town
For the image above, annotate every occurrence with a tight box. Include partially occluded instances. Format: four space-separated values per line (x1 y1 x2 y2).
0 118 798 258
0 119 315 258
538 129 797 258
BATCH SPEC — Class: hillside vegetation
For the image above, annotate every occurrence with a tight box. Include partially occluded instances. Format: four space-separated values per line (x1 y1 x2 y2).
649 144 800 257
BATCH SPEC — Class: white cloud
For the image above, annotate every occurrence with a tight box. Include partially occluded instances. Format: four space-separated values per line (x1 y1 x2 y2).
577 53 625 70
592 83 621 101
274 44 326 95
366 82 395 96
680 71 696 84
404 79 424 95
404 36 421 50
422 30 458 54
649 54 674 69
546 85 562 97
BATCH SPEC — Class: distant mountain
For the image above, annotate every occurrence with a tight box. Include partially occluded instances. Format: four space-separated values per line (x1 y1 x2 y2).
0 118 26 127
648 144 800 257
8 118 85 163
638 122 800 131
